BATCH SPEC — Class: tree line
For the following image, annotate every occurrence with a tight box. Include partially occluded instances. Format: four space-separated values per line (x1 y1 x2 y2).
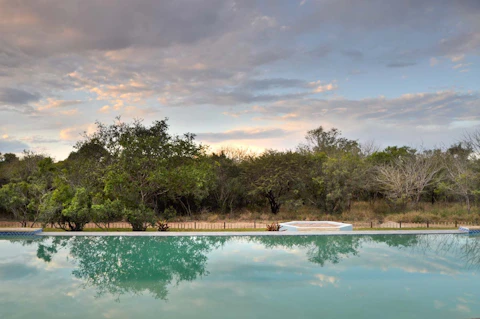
1 118 479 230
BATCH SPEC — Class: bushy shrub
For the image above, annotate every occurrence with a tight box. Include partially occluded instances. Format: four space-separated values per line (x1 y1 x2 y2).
61 188 92 231
124 205 156 231
162 206 177 221
266 222 280 231
156 220 170 231
40 186 91 231
92 199 124 229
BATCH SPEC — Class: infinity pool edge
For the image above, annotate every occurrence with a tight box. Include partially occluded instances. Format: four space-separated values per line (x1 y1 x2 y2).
38 230 464 236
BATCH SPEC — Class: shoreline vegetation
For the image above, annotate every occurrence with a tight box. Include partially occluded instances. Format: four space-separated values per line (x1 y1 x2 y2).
39 227 457 232
1 118 479 231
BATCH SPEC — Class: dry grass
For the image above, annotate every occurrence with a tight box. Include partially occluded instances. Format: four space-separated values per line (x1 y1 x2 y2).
168 201 479 223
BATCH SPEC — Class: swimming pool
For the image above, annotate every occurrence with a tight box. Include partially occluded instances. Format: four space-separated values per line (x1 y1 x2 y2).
0 234 479 318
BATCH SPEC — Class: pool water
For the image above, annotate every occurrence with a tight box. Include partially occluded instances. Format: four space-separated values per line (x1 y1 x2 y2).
0 234 479 319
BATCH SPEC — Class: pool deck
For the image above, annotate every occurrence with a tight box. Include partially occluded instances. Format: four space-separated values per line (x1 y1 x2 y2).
38 230 464 237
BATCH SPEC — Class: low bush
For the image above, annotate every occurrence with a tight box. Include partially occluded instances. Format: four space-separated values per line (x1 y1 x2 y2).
124 205 156 231
156 220 170 231
266 222 280 231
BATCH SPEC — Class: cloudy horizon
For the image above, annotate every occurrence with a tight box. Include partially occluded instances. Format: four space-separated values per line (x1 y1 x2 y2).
1 0 479 160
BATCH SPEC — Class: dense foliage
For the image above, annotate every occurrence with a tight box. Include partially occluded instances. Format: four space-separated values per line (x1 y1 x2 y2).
1 119 479 230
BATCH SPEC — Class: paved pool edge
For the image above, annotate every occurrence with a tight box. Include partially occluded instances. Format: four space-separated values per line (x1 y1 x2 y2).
39 230 464 237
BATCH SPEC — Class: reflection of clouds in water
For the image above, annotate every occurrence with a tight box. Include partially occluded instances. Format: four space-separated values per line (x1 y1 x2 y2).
434 300 445 309
456 304 470 313
0 262 39 280
1 235 480 319
330 235 479 276
309 273 339 287
353 247 461 275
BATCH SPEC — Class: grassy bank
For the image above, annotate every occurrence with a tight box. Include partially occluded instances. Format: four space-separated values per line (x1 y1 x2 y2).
185 201 480 224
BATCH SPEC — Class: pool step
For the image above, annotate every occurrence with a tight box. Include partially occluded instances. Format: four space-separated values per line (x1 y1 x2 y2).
459 226 480 235
0 228 43 236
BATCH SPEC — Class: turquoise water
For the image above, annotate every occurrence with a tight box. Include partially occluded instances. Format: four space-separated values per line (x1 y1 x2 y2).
0 234 479 319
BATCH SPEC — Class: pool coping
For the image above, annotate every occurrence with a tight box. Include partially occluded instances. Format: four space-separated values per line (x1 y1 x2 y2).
39 230 464 237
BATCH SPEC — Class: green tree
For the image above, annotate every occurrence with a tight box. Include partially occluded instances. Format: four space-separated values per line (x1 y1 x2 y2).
61 187 92 231
244 150 309 214
298 126 365 214
40 181 91 231
441 147 479 213
0 182 30 226
91 199 124 229
124 205 156 231
208 152 245 213
368 146 416 165
298 126 360 156
81 118 208 218
312 153 366 213
61 141 111 193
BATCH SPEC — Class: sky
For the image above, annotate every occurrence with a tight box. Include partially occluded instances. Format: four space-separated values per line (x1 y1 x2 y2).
0 0 479 160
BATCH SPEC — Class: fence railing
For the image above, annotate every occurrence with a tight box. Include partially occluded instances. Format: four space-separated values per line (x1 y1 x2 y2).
0 221 270 230
1 220 478 230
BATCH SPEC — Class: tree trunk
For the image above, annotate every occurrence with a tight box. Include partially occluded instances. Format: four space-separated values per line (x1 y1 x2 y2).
466 195 471 213
266 190 280 214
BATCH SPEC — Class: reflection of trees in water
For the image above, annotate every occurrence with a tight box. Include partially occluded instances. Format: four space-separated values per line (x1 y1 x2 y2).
364 234 420 248
461 237 480 267
364 234 480 270
249 235 363 266
250 234 480 269
408 234 480 270
35 236 229 300
3 233 480 300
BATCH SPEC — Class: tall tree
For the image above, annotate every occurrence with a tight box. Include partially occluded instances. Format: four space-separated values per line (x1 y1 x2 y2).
374 152 442 209
244 150 309 214
79 118 209 218
298 126 360 156
441 144 478 213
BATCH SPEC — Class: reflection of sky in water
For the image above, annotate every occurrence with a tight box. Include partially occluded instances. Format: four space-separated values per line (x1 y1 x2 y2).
0 235 479 319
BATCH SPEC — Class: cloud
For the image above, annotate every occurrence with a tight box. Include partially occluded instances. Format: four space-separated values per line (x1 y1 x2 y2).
0 136 29 153
241 78 307 91
342 49 363 60
348 69 367 75
0 87 40 113
59 124 97 141
250 91 480 129
196 128 292 142
450 54 465 63
36 98 83 111
310 81 338 93
308 45 332 57
386 62 417 68
0 0 252 56
0 0 479 159
19 136 61 144
0 88 40 104
452 63 472 70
